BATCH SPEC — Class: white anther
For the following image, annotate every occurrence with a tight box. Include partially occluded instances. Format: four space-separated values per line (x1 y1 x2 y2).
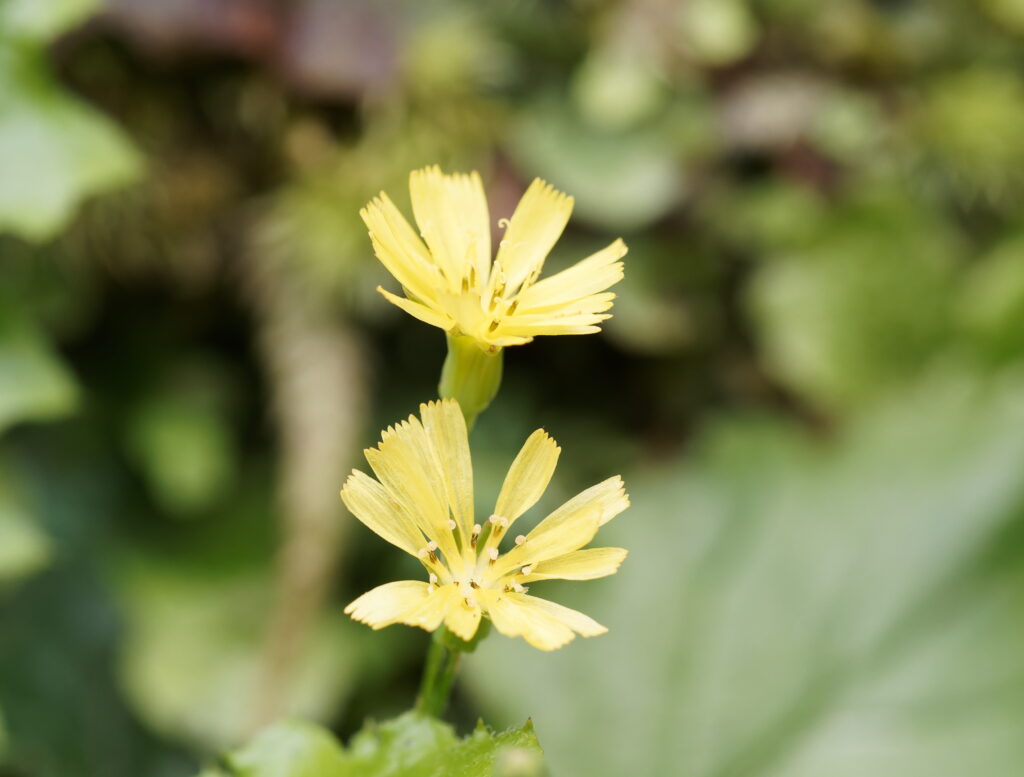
417 547 429 559
520 565 533 576
487 547 499 561
465 596 478 609
448 519 457 531
472 524 482 536
513 583 526 593
514 535 526 546
429 573 438 586
427 540 438 552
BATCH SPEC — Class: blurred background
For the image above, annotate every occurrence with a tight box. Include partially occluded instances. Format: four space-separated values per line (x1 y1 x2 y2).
2 0 1024 775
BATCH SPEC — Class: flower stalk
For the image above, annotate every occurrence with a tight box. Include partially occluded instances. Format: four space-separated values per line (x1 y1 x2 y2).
415 621 491 717
439 333 503 428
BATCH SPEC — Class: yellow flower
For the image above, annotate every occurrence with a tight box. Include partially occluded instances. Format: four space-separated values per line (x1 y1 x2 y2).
360 165 627 349
341 399 629 650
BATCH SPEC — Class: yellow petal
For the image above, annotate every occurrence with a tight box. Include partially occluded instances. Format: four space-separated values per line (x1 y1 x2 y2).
377 286 454 331
361 194 441 303
516 595 607 638
490 510 602 579
340 469 425 557
495 307 613 339
344 580 432 629
514 238 626 311
409 166 490 290
396 583 459 632
493 429 560 526
521 547 628 582
365 416 460 564
420 399 475 544
444 597 483 641
477 589 605 650
539 475 630 530
494 178 574 293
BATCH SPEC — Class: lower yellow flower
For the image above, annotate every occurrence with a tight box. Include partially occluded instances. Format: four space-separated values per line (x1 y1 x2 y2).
341 399 629 651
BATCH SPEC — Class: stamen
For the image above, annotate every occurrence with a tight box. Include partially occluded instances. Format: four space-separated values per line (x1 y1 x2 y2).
514 535 526 546
471 524 482 549
520 565 533 576
506 299 519 315
429 573 438 586
512 583 527 593
465 596 478 608
448 519 457 531
418 543 440 565
487 547 499 562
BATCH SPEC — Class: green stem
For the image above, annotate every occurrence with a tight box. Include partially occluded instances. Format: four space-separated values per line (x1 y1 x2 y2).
438 333 503 429
414 621 492 717
415 628 463 717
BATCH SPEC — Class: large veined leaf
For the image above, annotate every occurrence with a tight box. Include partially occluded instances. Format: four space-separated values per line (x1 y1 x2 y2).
465 369 1024 777
203 713 544 777
0 0 140 242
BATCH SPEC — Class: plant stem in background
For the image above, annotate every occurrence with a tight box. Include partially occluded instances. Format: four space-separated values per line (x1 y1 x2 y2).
438 333 503 429
247 267 368 729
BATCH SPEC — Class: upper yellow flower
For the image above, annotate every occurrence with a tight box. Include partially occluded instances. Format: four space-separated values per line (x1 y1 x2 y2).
360 166 627 349
341 399 629 650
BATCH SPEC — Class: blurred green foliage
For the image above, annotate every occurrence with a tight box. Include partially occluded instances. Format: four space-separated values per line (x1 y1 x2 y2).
0 0 139 240
1 0 1024 776
468 370 1024 776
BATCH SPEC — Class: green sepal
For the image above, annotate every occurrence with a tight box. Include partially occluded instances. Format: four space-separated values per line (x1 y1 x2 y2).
438 334 503 429
438 618 492 655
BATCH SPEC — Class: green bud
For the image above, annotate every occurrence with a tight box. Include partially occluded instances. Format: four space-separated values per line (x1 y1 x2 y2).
438 333 503 429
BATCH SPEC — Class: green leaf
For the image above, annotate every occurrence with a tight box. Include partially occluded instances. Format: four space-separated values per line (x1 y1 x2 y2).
345 712 542 777
465 369 1024 777
228 720 346 777
0 490 51 586
125 394 238 516
915 69 1024 202
0 0 98 41
956 233 1024 365
748 191 959 411
677 0 759 66
0 303 78 433
509 97 682 231
209 713 543 777
117 564 355 751
0 43 140 242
